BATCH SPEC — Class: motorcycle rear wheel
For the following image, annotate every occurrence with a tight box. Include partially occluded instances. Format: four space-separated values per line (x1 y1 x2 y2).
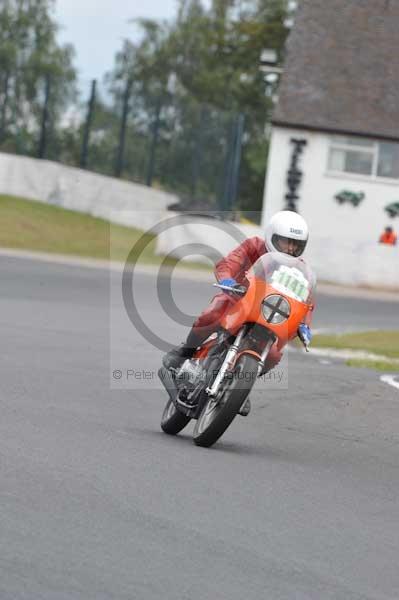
193 354 258 448
161 399 191 435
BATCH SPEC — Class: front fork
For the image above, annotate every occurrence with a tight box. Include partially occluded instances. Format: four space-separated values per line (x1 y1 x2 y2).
205 327 275 398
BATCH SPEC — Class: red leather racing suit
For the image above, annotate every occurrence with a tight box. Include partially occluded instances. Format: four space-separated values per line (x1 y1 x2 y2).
191 237 283 372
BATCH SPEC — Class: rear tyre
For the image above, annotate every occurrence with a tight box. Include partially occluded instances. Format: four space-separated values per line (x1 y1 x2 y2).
193 354 258 448
161 399 191 435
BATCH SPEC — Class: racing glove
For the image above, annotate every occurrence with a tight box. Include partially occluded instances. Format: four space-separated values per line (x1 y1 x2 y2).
298 324 312 348
218 278 243 299
219 278 238 289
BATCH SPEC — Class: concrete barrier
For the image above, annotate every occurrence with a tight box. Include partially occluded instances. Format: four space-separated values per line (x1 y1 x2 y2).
1 153 397 289
306 236 399 290
0 152 177 231
156 214 399 290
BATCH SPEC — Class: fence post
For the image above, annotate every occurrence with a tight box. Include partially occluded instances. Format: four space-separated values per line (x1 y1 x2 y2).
38 75 51 159
114 77 132 178
191 106 206 198
219 118 236 214
229 113 245 210
219 113 245 215
146 96 162 187
80 79 97 169
0 72 10 143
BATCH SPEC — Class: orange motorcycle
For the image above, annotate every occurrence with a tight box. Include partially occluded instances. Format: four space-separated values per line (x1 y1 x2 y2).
159 252 316 447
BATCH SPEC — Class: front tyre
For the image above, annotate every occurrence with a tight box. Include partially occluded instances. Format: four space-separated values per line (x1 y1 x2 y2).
193 354 258 448
161 399 191 435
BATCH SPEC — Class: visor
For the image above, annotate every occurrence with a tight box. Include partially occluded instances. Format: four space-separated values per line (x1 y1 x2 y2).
272 234 307 257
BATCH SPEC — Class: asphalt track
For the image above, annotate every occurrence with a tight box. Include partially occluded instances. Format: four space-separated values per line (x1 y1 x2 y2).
1 256 399 600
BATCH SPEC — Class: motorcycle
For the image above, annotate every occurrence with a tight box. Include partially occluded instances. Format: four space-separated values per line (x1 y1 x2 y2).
159 252 316 448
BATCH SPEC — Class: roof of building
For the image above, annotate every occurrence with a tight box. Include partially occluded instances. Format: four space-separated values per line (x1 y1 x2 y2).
273 0 399 141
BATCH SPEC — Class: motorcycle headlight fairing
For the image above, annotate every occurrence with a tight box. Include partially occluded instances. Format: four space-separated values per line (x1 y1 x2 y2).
261 294 291 324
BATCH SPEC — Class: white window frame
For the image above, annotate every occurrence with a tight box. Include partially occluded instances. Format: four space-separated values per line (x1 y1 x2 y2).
327 136 399 182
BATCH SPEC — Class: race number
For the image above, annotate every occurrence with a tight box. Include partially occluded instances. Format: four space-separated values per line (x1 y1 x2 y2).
270 266 310 302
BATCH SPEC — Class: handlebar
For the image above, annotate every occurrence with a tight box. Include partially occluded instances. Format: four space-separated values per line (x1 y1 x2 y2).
213 283 247 295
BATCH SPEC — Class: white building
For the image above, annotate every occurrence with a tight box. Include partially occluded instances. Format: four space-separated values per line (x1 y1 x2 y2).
262 0 399 289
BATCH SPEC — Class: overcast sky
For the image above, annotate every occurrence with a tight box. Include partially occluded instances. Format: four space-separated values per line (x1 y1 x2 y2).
55 0 188 85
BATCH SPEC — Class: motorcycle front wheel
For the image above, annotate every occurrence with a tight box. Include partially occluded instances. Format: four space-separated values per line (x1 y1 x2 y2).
161 399 191 435
193 354 258 448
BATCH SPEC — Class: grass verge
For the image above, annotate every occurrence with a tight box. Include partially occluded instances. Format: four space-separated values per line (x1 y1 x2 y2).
313 331 399 371
313 331 399 358
346 359 399 371
0 194 209 269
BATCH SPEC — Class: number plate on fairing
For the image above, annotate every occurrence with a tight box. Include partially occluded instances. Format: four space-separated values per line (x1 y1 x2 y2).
270 266 310 303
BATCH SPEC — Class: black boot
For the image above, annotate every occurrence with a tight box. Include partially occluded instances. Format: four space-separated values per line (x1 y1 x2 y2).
162 343 196 370
238 397 251 416
162 328 206 371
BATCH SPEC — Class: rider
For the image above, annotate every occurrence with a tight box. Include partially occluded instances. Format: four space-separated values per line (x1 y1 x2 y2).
163 210 313 413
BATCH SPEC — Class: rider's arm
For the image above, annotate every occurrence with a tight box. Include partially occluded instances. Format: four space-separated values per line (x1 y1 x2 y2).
301 285 316 327
301 306 314 327
214 237 264 283
297 299 315 347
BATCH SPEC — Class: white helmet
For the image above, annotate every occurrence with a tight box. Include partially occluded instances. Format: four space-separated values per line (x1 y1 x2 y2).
265 210 309 257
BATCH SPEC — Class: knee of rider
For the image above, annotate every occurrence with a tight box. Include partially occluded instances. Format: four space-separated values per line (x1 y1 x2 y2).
266 345 283 368
193 313 220 330
193 303 227 329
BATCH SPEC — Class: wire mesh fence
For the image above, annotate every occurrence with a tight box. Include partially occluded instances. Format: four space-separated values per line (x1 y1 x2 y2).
0 74 245 214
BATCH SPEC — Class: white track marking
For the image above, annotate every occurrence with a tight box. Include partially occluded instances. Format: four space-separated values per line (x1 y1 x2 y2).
288 345 399 364
380 375 399 391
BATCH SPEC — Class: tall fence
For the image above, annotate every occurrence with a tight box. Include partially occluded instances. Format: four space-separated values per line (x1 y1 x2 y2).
0 76 245 214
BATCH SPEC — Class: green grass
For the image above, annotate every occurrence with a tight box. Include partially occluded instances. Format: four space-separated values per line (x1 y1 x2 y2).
313 331 399 359
313 331 399 372
346 359 399 372
0 194 209 269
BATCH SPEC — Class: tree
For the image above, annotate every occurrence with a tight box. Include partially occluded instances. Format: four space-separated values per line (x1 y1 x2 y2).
105 0 291 213
0 0 76 155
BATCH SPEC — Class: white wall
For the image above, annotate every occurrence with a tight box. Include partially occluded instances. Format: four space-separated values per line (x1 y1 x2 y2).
1 151 397 289
156 213 399 291
262 127 399 288
0 152 177 231
156 214 261 265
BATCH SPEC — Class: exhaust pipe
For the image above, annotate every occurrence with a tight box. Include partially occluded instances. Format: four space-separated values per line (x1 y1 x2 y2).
158 367 194 418
158 367 178 403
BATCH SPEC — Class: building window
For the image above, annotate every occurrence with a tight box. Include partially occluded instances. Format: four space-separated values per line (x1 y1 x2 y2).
328 136 399 180
377 142 399 179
